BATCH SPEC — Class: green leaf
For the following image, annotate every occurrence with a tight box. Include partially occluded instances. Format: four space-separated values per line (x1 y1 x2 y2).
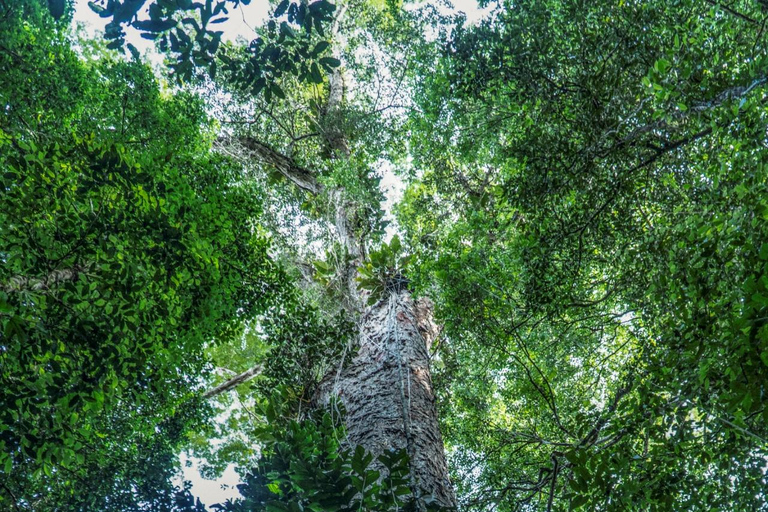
319 56 341 69
279 21 296 39
309 62 323 83
87 1 106 15
133 19 178 33
312 41 331 56
274 0 290 17
570 494 590 510
47 0 66 19
759 243 768 260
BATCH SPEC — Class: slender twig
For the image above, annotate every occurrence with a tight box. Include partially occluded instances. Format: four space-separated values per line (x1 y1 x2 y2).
703 0 759 25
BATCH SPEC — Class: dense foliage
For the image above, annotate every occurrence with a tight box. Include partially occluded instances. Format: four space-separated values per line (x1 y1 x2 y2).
86 0 339 97
213 390 424 512
3 0 768 510
402 0 768 509
0 3 285 508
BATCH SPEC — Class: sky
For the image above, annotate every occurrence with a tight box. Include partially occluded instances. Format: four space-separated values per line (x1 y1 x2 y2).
72 0 272 57
70 0 491 507
72 0 494 57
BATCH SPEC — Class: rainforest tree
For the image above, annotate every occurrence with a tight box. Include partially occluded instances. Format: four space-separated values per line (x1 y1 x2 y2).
403 0 768 509
2 0 455 510
3 0 768 511
201 0 459 508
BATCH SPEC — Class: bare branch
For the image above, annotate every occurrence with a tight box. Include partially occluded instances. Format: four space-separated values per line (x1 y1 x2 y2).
202 364 264 399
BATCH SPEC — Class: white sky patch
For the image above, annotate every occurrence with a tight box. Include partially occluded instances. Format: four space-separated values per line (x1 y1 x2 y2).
72 0 270 67
72 0 270 45
378 159 406 241
73 0 492 54
178 452 241 507
71 0 491 507
443 0 496 24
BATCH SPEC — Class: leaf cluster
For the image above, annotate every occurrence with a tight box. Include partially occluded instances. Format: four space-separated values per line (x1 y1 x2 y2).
0 18 285 510
402 0 768 509
356 235 411 305
213 389 434 512
87 0 340 97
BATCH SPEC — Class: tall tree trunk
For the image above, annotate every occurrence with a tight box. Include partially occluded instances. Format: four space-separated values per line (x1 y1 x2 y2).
315 291 457 509
228 139 458 508
223 1 457 505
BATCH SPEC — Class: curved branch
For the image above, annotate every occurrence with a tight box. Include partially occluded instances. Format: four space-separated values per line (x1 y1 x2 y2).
3 264 90 293
613 75 767 152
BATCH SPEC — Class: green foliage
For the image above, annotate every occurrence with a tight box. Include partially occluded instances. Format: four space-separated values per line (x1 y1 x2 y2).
214 389 428 512
217 0 338 100
356 235 411 305
0 17 284 510
86 0 339 96
312 242 353 295
0 0 73 28
12 0 768 510
184 282 355 482
402 0 768 509
254 292 354 405
18 398 214 511
319 160 388 233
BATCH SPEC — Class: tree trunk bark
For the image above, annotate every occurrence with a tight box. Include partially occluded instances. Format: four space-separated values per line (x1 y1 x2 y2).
315 291 457 509
220 1 456 504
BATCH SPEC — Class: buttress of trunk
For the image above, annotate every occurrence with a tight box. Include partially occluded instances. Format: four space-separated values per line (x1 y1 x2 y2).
314 290 457 509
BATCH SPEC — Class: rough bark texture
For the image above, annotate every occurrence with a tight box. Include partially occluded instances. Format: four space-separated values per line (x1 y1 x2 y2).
3 264 90 292
315 291 457 509
216 2 456 504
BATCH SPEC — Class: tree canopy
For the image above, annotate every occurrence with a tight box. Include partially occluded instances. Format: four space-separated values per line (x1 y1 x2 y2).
2 0 768 510
402 0 768 508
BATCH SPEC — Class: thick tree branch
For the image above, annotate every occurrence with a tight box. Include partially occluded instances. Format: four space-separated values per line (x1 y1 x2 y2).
578 377 634 448
2 264 90 293
703 0 760 25
317 2 351 159
227 136 323 195
202 364 264 399
326 2 348 113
